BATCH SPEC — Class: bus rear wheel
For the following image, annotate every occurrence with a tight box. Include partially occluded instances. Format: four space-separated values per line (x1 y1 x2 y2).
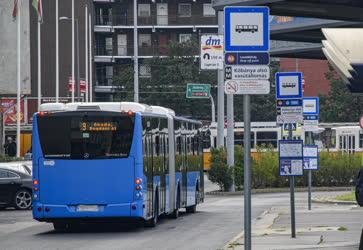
145 194 159 227
170 189 180 219
53 222 68 231
186 188 199 214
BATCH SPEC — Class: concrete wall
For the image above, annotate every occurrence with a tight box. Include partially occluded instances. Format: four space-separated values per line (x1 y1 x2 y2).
0 0 31 95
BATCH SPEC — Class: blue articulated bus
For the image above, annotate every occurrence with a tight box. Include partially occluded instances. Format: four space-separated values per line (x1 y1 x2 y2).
32 102 204 230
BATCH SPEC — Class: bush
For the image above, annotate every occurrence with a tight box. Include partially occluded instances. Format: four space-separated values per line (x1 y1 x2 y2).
252 145 280 188
208 146 362 190
208 148 233 191
0 155 23 162
234 145 244 190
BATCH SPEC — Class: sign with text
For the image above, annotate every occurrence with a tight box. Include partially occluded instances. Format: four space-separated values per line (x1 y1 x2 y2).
224 80 270 95
303 145 319 170
276 72 303 99
200 34 224 70
303 97 319 131
279 140 304 176
224 7 270 52
225 65 270 80
186 84 211 99
225 52 270 65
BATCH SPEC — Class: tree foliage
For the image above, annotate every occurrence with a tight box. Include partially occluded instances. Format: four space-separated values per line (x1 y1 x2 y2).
113 39 217 120
320 67 363 122
113 39 280 122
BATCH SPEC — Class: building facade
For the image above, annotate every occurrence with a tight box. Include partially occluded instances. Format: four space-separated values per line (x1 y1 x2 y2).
93 0 218 101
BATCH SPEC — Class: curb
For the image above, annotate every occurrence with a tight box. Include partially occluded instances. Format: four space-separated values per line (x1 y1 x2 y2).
312 198 357 205
206 187 353 196
223 209 279 249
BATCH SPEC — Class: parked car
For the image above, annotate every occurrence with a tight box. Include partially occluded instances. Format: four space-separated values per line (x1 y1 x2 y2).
0 162 32 210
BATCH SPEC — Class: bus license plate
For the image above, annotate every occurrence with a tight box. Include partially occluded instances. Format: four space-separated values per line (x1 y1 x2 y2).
77 205 99 212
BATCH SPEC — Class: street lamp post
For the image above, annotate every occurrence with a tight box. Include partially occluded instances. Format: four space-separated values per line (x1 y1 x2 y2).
60 16 80 101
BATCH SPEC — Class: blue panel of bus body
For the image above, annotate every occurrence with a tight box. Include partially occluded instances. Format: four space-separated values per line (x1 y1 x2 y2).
187 171 200 206
33 113 145 220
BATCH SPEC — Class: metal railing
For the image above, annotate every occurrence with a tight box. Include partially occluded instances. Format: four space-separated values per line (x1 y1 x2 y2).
95 44 172 57
94 14 217 26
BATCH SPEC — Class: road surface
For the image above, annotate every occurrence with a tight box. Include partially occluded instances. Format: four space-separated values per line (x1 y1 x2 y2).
0 178 346 250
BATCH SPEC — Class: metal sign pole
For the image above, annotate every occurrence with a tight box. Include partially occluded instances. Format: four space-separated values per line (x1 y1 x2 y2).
244 94 252 250
308 131 313 210
289 124 296 238
227 94 235 191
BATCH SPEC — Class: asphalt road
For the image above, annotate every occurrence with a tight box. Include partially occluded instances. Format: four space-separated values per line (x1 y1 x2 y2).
0 179 347 250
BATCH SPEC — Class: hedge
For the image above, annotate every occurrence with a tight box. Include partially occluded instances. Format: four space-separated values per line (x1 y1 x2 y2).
208 146 361 191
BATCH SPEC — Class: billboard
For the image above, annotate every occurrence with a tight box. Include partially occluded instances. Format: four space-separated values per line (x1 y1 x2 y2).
0 1 31 95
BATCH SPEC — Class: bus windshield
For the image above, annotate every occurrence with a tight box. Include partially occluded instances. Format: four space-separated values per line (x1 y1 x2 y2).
38 112 134 160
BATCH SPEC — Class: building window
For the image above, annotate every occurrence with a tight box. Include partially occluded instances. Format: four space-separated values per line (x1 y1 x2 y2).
106 66 113 85
203 4 215 16
139 34 152 47
140 65 151 78
178 4 191 17
105 37 113 56
179 34 192 43
138 4 151 17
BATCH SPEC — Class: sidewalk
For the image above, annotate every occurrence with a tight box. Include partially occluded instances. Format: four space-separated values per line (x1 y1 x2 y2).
225 202 363 250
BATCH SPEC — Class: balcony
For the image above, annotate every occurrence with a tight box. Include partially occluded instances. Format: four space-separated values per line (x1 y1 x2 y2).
95 44 172 58
94 14 217 28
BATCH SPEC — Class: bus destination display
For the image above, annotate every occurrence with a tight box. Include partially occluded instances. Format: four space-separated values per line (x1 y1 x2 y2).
80 122 118 132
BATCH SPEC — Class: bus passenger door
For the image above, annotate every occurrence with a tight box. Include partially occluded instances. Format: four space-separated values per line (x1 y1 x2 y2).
182 134 187 207
145 134 153 218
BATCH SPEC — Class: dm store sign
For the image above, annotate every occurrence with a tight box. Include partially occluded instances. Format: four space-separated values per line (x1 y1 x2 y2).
200 35 224 70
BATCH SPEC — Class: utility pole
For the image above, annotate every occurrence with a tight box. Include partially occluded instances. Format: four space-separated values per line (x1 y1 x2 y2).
56 0 59 102
16 4 21 158
89 13 93 102
71 0 75 102
85 4 89 102
133 0 139 103
217 11 225 148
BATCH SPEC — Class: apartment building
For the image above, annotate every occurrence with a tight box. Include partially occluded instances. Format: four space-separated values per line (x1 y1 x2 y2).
93 0 218 101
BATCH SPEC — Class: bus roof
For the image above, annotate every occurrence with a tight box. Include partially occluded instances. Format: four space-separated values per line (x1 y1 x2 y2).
39 102 178 117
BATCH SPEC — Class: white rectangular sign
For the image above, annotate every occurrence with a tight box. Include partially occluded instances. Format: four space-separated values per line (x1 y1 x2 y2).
200 35 224 70
303 158 318 170
277 115 303 124
225 65 270 80
279 106 303 116
280 159 304 176
279 142 303 158
303 97 319 115
224 80 270 95
303 147 318 158
303 120 319 131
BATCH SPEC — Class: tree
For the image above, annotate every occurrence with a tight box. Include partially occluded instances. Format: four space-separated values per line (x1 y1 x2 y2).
113 39 217 121
113 39 279 122
320 67 363 122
